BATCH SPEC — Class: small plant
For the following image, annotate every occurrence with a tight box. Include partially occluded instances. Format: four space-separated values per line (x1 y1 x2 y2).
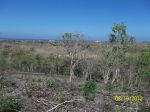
103 103 113 112
55 92 65 103
0 97 22 112
25 87 32 98
47 79 55 87
22 84 32 98
0 90 6 97
105 83 113 91
83 80 97 101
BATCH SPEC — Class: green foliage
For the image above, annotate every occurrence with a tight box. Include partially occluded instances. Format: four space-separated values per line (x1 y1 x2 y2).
138 48 150 83
49 42 57 46
58 58 70 76
103 103 113 112
0 57 7 71
2 45 12 57
24 87 32 98
109 22 135 45
83 80 97 101
92 68 103 80
140 103 150 112
0 98 22 112
55 92 65 103
105 83 113 91
21 53 37 65
11 53 38 72
62 33 83 40
9 48 69 74
0 89 6 97
47 79 55 87
42 54 59 74
139 48 150 66
74 63 83 77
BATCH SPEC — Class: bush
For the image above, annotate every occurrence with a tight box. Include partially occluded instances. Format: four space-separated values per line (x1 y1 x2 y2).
83 80 97 101
47 79 55 87
0 98 22 112
74 64 83 77
0 57 7 71
138 48 150 84
92 69 103 81
25 87 32 98
55 92 65 103
103 103 113 112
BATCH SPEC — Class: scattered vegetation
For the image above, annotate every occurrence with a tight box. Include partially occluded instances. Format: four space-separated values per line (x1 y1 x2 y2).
0 23 149 111
55 91 65 103
46 79 55 87
84 80 97 101
0 97 22 112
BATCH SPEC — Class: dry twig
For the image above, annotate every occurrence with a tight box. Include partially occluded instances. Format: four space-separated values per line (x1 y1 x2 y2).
46 99 83 112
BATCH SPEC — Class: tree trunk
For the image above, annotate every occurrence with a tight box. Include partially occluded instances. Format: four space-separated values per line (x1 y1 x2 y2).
111 68 120 84
104 69 110 84
69 66 74 82
82 71 89 81
69 54 76 82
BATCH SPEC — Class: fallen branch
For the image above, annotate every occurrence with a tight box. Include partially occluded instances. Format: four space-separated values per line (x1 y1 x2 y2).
37 99 50 107
46 99 83 112
12 72 45 75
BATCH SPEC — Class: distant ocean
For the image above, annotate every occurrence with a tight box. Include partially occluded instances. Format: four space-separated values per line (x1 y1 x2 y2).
0 36 149 42
0 35 105 42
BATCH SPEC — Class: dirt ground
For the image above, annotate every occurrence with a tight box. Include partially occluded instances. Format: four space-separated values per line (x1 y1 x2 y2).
0 73 150 112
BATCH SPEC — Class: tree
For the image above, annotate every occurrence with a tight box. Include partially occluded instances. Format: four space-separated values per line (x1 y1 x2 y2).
81 53 100 81
62 33 83 82
109 22 134 45
129 36 135 44
104 22 136 85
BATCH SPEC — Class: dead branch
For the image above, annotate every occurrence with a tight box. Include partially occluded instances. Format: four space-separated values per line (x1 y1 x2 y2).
37 99 50 107
35 98 56 107
12 72 45 75
46 99 83 112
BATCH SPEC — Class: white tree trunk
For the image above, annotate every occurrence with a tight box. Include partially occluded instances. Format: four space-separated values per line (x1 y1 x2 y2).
82 71 89 81
69 66 74 82
104 69 110 84
111 68 120 84
69 54 77 82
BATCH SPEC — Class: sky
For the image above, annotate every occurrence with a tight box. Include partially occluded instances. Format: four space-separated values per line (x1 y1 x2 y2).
0 0 150 41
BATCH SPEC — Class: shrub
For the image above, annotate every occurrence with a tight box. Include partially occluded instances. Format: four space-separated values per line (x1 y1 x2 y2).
0 57 7 71
83 80 97 101
47 79 55 87
92 69 103 81
74 63 83 77
55 92 65 103
0 98 22 112
25 87 32 98
103 103 113 112
138 48 150 84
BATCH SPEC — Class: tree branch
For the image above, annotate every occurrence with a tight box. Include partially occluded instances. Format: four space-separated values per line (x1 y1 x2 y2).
46 99 83 112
